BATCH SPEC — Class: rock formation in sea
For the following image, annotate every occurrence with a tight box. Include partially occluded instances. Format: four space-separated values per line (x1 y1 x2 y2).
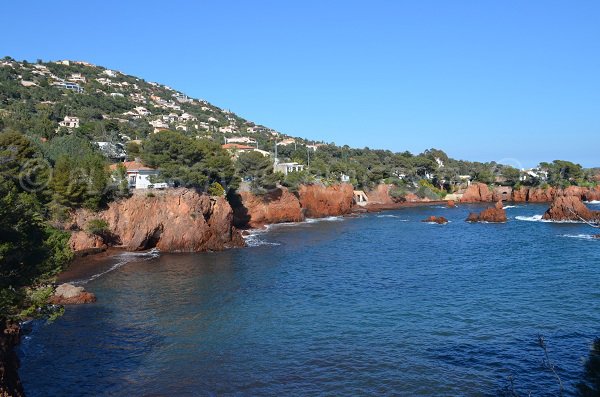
230 187 303 228
542 195 600 222
0 321 24 397
466 201 507 223
70 189 245 253
421 216 449 224
446 200 456 208
48 283 96 305
460 183 493 203
297 184 354 218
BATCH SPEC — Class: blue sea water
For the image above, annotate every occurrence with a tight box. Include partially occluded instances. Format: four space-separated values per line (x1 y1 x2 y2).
18 203 600 396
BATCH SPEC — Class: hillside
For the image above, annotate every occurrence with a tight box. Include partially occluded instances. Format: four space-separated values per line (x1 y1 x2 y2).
1 56 596 193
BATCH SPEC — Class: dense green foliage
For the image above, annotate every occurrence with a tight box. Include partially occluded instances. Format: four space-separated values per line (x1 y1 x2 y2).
141 130 236 190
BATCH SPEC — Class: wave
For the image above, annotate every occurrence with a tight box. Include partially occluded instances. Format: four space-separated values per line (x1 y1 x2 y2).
304 216 344 223
585 200 600 205
503 205 519 209
560 234 599 240
243 227 281 247
376 215 408 221
515 215 584 224
73 248 160 285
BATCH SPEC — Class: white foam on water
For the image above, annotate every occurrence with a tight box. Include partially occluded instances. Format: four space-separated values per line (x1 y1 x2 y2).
304 216 344 223
585 200 600 205
376 215 408 221
243 227 281 247
515 215 584 224
73 248 160 285
560 234 599 240
503 205 519 209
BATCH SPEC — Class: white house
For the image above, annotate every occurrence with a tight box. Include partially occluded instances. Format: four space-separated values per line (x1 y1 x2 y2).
274 161 305 175
276 138 296 146
69 73 86 83
225 136 257 145
109 160 167 189
102 69 118 78
58 116 80 129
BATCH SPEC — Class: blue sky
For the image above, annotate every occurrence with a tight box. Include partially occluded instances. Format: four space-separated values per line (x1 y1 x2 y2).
2 1 599 167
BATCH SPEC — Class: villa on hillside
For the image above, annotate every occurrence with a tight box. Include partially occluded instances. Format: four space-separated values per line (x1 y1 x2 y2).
274 161 304 175
58 116 80 129
109 161 167 189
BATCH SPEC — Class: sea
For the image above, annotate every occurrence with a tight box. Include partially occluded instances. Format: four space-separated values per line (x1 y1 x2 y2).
17 203 600 396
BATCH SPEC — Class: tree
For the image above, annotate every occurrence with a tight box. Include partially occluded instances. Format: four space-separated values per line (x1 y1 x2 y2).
236 151 278 193
501 166 521 186
142 130 236 190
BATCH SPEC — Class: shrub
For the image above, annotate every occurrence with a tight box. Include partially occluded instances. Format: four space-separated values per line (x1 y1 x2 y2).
86 218 109 236
208 182 225 196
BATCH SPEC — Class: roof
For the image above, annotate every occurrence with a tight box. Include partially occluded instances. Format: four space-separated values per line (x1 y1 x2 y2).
109 161 156 172
222 143 254 150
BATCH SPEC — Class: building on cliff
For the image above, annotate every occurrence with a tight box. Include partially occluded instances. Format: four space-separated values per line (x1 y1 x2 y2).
109 161 167 189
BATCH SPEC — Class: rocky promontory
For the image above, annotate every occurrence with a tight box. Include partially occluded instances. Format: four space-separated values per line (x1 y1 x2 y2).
69 189 245 254
542 195 600 222
231 184 354 228
48 283 96 305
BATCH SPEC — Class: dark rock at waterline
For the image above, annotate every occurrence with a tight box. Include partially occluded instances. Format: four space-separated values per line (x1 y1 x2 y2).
466 201 507 223
48 283 96 305
422 216 448 224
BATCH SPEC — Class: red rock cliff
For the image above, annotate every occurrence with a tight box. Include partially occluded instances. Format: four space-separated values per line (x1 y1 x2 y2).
298 184 354 218
72 189 244 252
460 183 493 203
230 188 303 228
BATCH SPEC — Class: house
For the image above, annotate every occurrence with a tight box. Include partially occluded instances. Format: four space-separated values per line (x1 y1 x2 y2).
222 143 255 154
109 160 167 189
96 77 113 86
176 125 188 131
134 106 151 116
102 69 118 78
68 73 86 83
341 174 350 183
225 136 257 145
149 119 169 129
53 81 84 93
208 116 219 123
180 112 197 122
219 126 236 134
111 92 125 98
58 116 80 129
274 162 305 175
276 138 296 146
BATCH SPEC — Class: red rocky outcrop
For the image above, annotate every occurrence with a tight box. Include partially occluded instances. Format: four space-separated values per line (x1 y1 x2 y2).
298 184 354 218
68 231 107 256
48 283 96 305
422 216 449 224
466 201 507 223
460 183 493 203
527 187 555 202
511 187 529 202
231 188 303 228
542 195 600 222
447 200 456 208
72 189 245 252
